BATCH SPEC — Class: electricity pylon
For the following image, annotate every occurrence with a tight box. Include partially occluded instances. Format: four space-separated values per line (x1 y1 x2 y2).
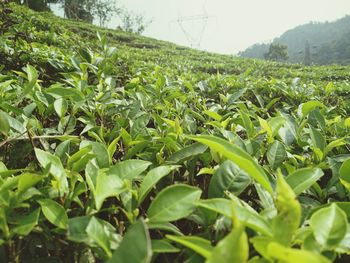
170 2 215 49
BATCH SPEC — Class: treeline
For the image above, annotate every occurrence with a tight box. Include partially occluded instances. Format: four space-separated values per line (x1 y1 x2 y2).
239 15 350 65
8 0 151 34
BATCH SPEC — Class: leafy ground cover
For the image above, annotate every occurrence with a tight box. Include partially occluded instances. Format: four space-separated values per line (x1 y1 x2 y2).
1 3 350 263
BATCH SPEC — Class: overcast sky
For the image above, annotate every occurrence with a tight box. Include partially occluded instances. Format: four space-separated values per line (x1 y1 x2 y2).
53 0 350 54
114 0 350 54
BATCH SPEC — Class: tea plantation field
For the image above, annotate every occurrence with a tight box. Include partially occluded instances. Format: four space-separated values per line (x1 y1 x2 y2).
1 3 350 263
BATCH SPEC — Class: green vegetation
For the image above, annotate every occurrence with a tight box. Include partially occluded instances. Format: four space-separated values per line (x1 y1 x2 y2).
10 0 151 34
264 43 288 62
240 15 350 65
1 3 350 263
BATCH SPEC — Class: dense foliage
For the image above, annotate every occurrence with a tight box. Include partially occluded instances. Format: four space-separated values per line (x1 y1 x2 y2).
1 3 350 263
263 43 288 62
239 15 350 65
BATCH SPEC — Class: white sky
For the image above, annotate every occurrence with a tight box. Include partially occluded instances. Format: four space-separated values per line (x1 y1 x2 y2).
52 0 350 54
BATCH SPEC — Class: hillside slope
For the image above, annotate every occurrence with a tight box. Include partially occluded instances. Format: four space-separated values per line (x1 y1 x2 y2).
239 15 350 65
1 3 350 263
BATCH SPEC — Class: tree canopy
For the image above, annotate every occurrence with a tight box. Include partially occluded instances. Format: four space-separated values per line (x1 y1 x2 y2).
264 43 288 62
239 15 350 65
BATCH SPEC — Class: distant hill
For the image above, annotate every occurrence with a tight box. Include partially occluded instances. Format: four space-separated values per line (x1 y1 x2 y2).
239 15 350 65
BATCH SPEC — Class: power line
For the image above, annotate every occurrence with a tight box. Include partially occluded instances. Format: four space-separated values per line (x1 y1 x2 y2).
170 1 216 49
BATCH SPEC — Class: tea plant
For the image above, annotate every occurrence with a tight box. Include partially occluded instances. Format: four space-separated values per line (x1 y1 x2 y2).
1 3 350 263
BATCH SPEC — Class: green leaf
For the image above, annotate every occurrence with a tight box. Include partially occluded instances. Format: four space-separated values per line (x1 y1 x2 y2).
0 176 19 193
278 114 297 146
45 85 85 102
267 242 330 263
67 145 92 168
255 184 275 210
197 198 271 236
94 168 126 210
54 98 68 118
308 109 326 130
340 158 350 192
130 113 150 138
86 141 110 168
67 216 92 244
258 117 272 140
0 110 10 136
38 199 68 229
18 173 44 193
78 47 92 63
345 117 350 128
86 217 112 257
325 82 335 95
187 135 272 193
72 153 95 172
325 138 346 156
267 141 286 170
310 203 348 248
0 162 7 173
286 168 324 196
206 222 249 263
204 110 222 121
109 159 152 180
108 134 122 162
166 235 213 259
6 114 25 133
26 64 38 88
68 216 120 249
251 236 273 260
272 173 301 245
147 222 183 236
55 140 71 163
309 202 350 221
125 140 149 160
11 209 40 236
34 148 68 194
167 143 208 164
337 225 350 254
268 116 286 137
239 109 255 138
35 90 49 106
138 165 180 205
0 168 26 178
309 126 326 152
151 239 180 253
208 160 251 198
108 219 152 263
299 101 325 119
85 161 98 195
147 184 202 223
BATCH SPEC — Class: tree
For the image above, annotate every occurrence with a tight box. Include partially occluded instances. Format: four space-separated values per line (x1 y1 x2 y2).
92 0 120 27
117 9 152 35
62 0 93 22
264 43 289 61
62 0 119 25
9 0 151 34
11 0 118 24
27 0 50 11
238 43 269 59
9 0 58 11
